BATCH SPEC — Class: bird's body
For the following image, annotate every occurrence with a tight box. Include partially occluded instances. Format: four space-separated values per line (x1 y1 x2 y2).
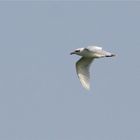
71 46 115 90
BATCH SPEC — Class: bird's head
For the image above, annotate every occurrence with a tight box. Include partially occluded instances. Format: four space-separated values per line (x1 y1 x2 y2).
70 48 84 55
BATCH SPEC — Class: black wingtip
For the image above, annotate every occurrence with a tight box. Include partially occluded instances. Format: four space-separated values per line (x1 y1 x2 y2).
106 54 116 57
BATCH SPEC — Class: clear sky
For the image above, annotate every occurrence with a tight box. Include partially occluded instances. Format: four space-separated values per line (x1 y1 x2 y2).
0 1 140 140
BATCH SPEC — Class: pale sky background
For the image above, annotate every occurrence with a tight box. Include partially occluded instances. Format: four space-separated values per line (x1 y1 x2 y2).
0 1 140 140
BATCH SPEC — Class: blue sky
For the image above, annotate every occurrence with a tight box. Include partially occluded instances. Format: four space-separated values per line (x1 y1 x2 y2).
0 1 140 140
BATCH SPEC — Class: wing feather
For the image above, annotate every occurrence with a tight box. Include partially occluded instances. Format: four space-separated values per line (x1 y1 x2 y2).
76 57 94 90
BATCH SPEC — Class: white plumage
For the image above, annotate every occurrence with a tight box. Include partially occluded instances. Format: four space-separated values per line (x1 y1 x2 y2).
71 46 115 90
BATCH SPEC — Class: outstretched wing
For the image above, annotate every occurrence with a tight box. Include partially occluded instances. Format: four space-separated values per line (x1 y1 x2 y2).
76 57 94 90
86 46 102 51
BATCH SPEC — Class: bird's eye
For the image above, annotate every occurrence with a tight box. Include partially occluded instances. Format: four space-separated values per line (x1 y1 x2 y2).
75 50 80 52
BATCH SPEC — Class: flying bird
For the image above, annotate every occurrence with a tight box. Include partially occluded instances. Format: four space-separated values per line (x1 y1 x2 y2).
70 46 115 90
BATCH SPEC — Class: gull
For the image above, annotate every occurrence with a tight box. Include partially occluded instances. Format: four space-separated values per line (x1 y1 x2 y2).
70 46 115 90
